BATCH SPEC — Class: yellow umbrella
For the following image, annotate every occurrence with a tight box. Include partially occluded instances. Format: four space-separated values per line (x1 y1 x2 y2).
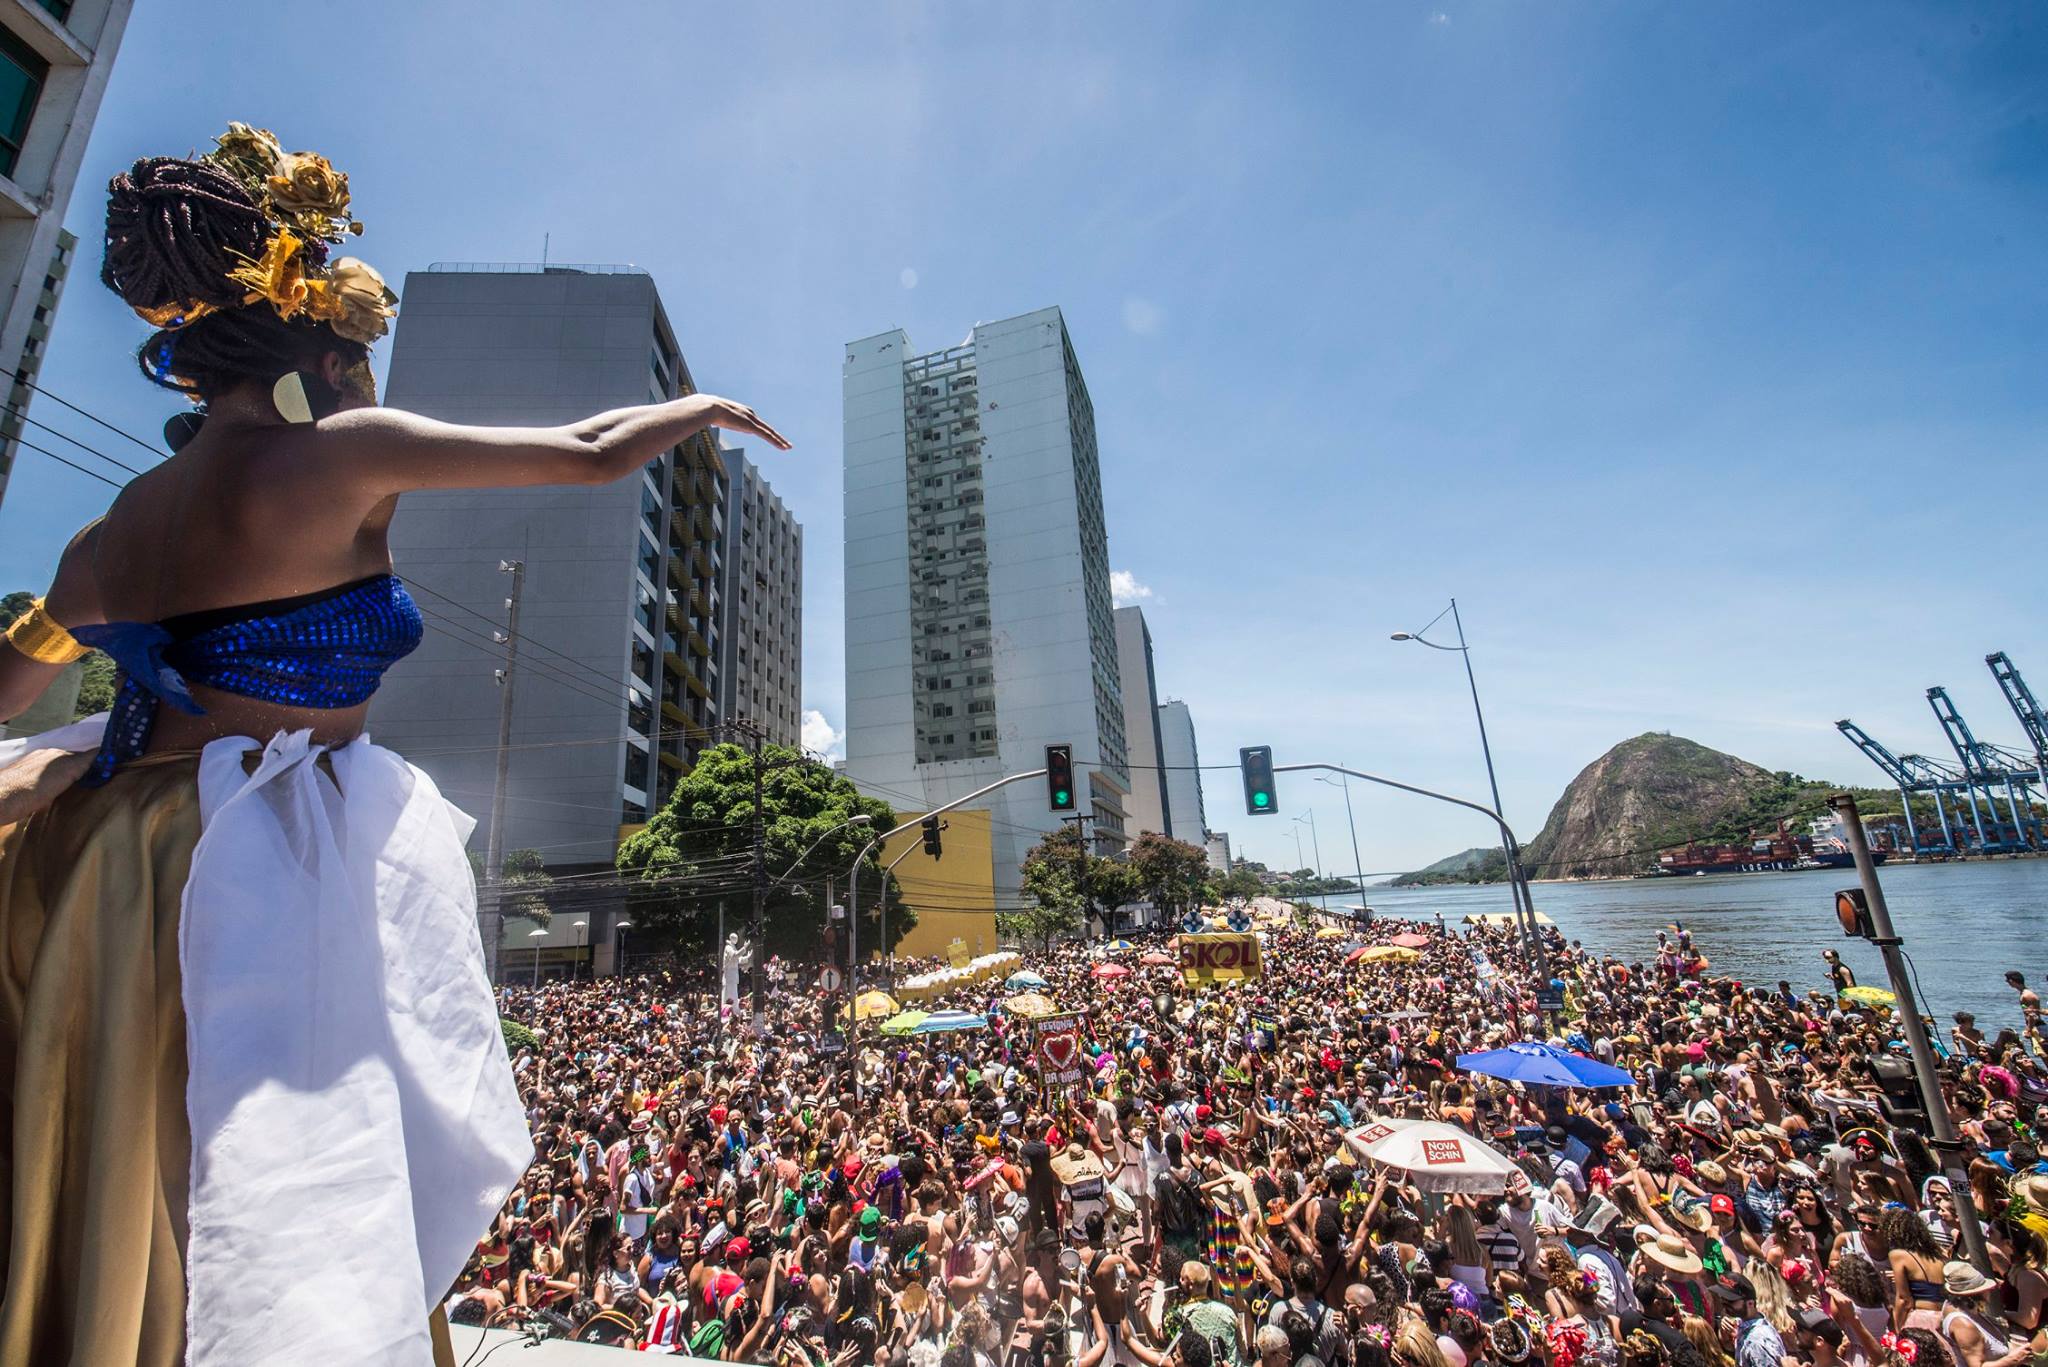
850 990 899 1021
1358 945 1421 965
1003 991 1060 1018
1840 985 1896 1009
1314 927 1347 941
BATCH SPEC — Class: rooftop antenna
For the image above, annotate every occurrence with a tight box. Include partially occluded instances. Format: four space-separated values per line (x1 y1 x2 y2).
541 233 549 267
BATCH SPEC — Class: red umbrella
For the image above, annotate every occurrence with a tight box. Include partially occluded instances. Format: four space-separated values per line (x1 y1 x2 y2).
1092 962 1131 979
1390 932 1433 949
1344 946 1369 965
1141 952 1174 967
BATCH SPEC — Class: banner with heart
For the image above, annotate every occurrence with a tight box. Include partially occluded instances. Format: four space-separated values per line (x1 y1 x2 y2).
1036 1014 1085 1083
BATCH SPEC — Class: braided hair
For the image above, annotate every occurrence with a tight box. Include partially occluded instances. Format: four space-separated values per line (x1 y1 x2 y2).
101 155 364 402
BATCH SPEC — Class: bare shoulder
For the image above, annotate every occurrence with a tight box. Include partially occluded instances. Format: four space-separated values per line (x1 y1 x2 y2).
44 517 106 625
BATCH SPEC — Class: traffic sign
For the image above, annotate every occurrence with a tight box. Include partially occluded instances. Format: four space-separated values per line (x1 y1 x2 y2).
818 966 843 992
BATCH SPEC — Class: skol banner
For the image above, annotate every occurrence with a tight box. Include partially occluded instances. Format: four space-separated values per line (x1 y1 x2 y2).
1179 932 1263 984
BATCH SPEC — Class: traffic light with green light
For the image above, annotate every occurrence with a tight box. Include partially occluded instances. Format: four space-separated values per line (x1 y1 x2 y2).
1046 744 1076 812
1240 746 1276 816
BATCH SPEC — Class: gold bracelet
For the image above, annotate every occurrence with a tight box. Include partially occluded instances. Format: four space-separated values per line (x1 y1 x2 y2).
3 598 89 665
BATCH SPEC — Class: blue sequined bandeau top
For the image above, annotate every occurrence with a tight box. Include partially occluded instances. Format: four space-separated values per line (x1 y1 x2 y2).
71 573 423 787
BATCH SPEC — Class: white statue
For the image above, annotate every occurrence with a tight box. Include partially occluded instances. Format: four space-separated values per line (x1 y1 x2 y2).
721 933 752 1009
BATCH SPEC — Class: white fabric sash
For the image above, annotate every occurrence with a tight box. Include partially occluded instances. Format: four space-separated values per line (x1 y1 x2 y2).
0 722 531 1364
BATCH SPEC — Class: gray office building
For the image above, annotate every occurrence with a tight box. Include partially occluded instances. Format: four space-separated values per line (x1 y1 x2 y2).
716 445 803 748
371 264 728 976
1113 605 1169 840
1158 699 1209 850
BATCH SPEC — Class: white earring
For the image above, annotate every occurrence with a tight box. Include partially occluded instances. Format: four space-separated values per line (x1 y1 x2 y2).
272 371 314 424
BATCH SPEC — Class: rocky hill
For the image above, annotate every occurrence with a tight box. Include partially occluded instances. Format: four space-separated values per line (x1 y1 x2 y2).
1519 733 1780 880
1390 846 1509 887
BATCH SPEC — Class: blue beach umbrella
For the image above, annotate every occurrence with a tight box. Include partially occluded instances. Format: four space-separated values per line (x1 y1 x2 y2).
913 1010 989 1035
1006 971 1049 990
1454 1041 1634 1089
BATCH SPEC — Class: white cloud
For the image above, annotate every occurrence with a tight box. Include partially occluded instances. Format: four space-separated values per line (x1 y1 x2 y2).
1121 295 1161 336
899 267 919 289
802 708 846 760
1110 570 1153 607
1428 12 1450 24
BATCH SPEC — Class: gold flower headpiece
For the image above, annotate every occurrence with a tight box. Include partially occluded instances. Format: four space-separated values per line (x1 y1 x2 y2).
141 123 398 345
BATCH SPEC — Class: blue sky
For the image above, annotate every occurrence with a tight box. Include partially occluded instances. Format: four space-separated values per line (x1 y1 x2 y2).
2 2 2043 875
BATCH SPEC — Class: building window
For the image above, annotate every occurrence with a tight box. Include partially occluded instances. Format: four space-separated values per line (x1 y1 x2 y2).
35 1 71 23
0 27 49 180
624 745 650 794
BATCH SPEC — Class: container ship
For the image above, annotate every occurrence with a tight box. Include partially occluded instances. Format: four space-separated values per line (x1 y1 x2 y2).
1655 820 1886 877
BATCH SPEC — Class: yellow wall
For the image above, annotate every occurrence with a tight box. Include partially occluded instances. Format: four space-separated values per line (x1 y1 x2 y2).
878 808 999 960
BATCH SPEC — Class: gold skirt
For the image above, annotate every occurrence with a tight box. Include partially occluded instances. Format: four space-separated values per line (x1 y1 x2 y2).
0 754 456 1366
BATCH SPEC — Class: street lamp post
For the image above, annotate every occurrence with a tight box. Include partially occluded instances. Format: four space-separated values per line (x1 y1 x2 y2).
1393 599 1544 965
1273 760 1549 983
528 926 547 986
1315 772 1370 912
880 840 919 989
1294 811 1325 911
572 920 587 982
614 917 633 977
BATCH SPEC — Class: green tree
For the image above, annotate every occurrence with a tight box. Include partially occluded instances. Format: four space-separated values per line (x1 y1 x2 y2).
1009 833 1086 951
1012 826 1139 941
73 652 116 719
1131 833 1215 922
1085 856 1142 931
1219 864 1263 904
615 742 902 963
468 847 556 927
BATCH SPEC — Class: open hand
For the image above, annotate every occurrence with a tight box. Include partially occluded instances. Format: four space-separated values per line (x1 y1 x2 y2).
692 395 791 451
0 747 92 827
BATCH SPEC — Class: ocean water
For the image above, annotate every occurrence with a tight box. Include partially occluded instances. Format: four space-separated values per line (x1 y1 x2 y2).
1338 859 2048 1034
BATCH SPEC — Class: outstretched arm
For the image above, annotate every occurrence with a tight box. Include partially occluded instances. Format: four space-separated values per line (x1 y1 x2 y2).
316 394 789 499
0 520 105 724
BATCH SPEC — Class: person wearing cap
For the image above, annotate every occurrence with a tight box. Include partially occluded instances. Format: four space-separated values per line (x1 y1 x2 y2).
1938 1259 2029 1367
619 1130 660 1244
1734 1139 1790 1240
1707 1273 1783 1367
1568 1198 1642 1328
848 1203 885 1272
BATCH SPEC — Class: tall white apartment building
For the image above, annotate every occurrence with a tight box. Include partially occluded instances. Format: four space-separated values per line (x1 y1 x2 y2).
1157 700 1209 849
1114 604 1170 839
0 0 131 507
843 306 1129 904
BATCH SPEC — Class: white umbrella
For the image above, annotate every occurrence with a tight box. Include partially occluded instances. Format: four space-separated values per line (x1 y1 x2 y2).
1342 1119 1521 1194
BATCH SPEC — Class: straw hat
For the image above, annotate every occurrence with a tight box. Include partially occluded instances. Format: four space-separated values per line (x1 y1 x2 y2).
1642 1232 1704 1276
1667 1199 1714 1234
1050 1143 1105 1185
1944 1261 1997 1298
1695 1160 1728 1186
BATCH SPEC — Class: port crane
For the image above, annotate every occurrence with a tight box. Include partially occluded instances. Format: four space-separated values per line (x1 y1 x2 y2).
1988 652 2048 795
1927 686 2040 852
1836 719 1964 854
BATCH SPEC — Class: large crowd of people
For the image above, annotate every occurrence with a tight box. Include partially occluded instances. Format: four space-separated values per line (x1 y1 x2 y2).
456 914 2048 1367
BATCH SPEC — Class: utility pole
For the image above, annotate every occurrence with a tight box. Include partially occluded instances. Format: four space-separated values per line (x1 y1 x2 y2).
1830 793 1993 1274
1060 811 1093 934
746 721 768 1034
480 558 524 985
